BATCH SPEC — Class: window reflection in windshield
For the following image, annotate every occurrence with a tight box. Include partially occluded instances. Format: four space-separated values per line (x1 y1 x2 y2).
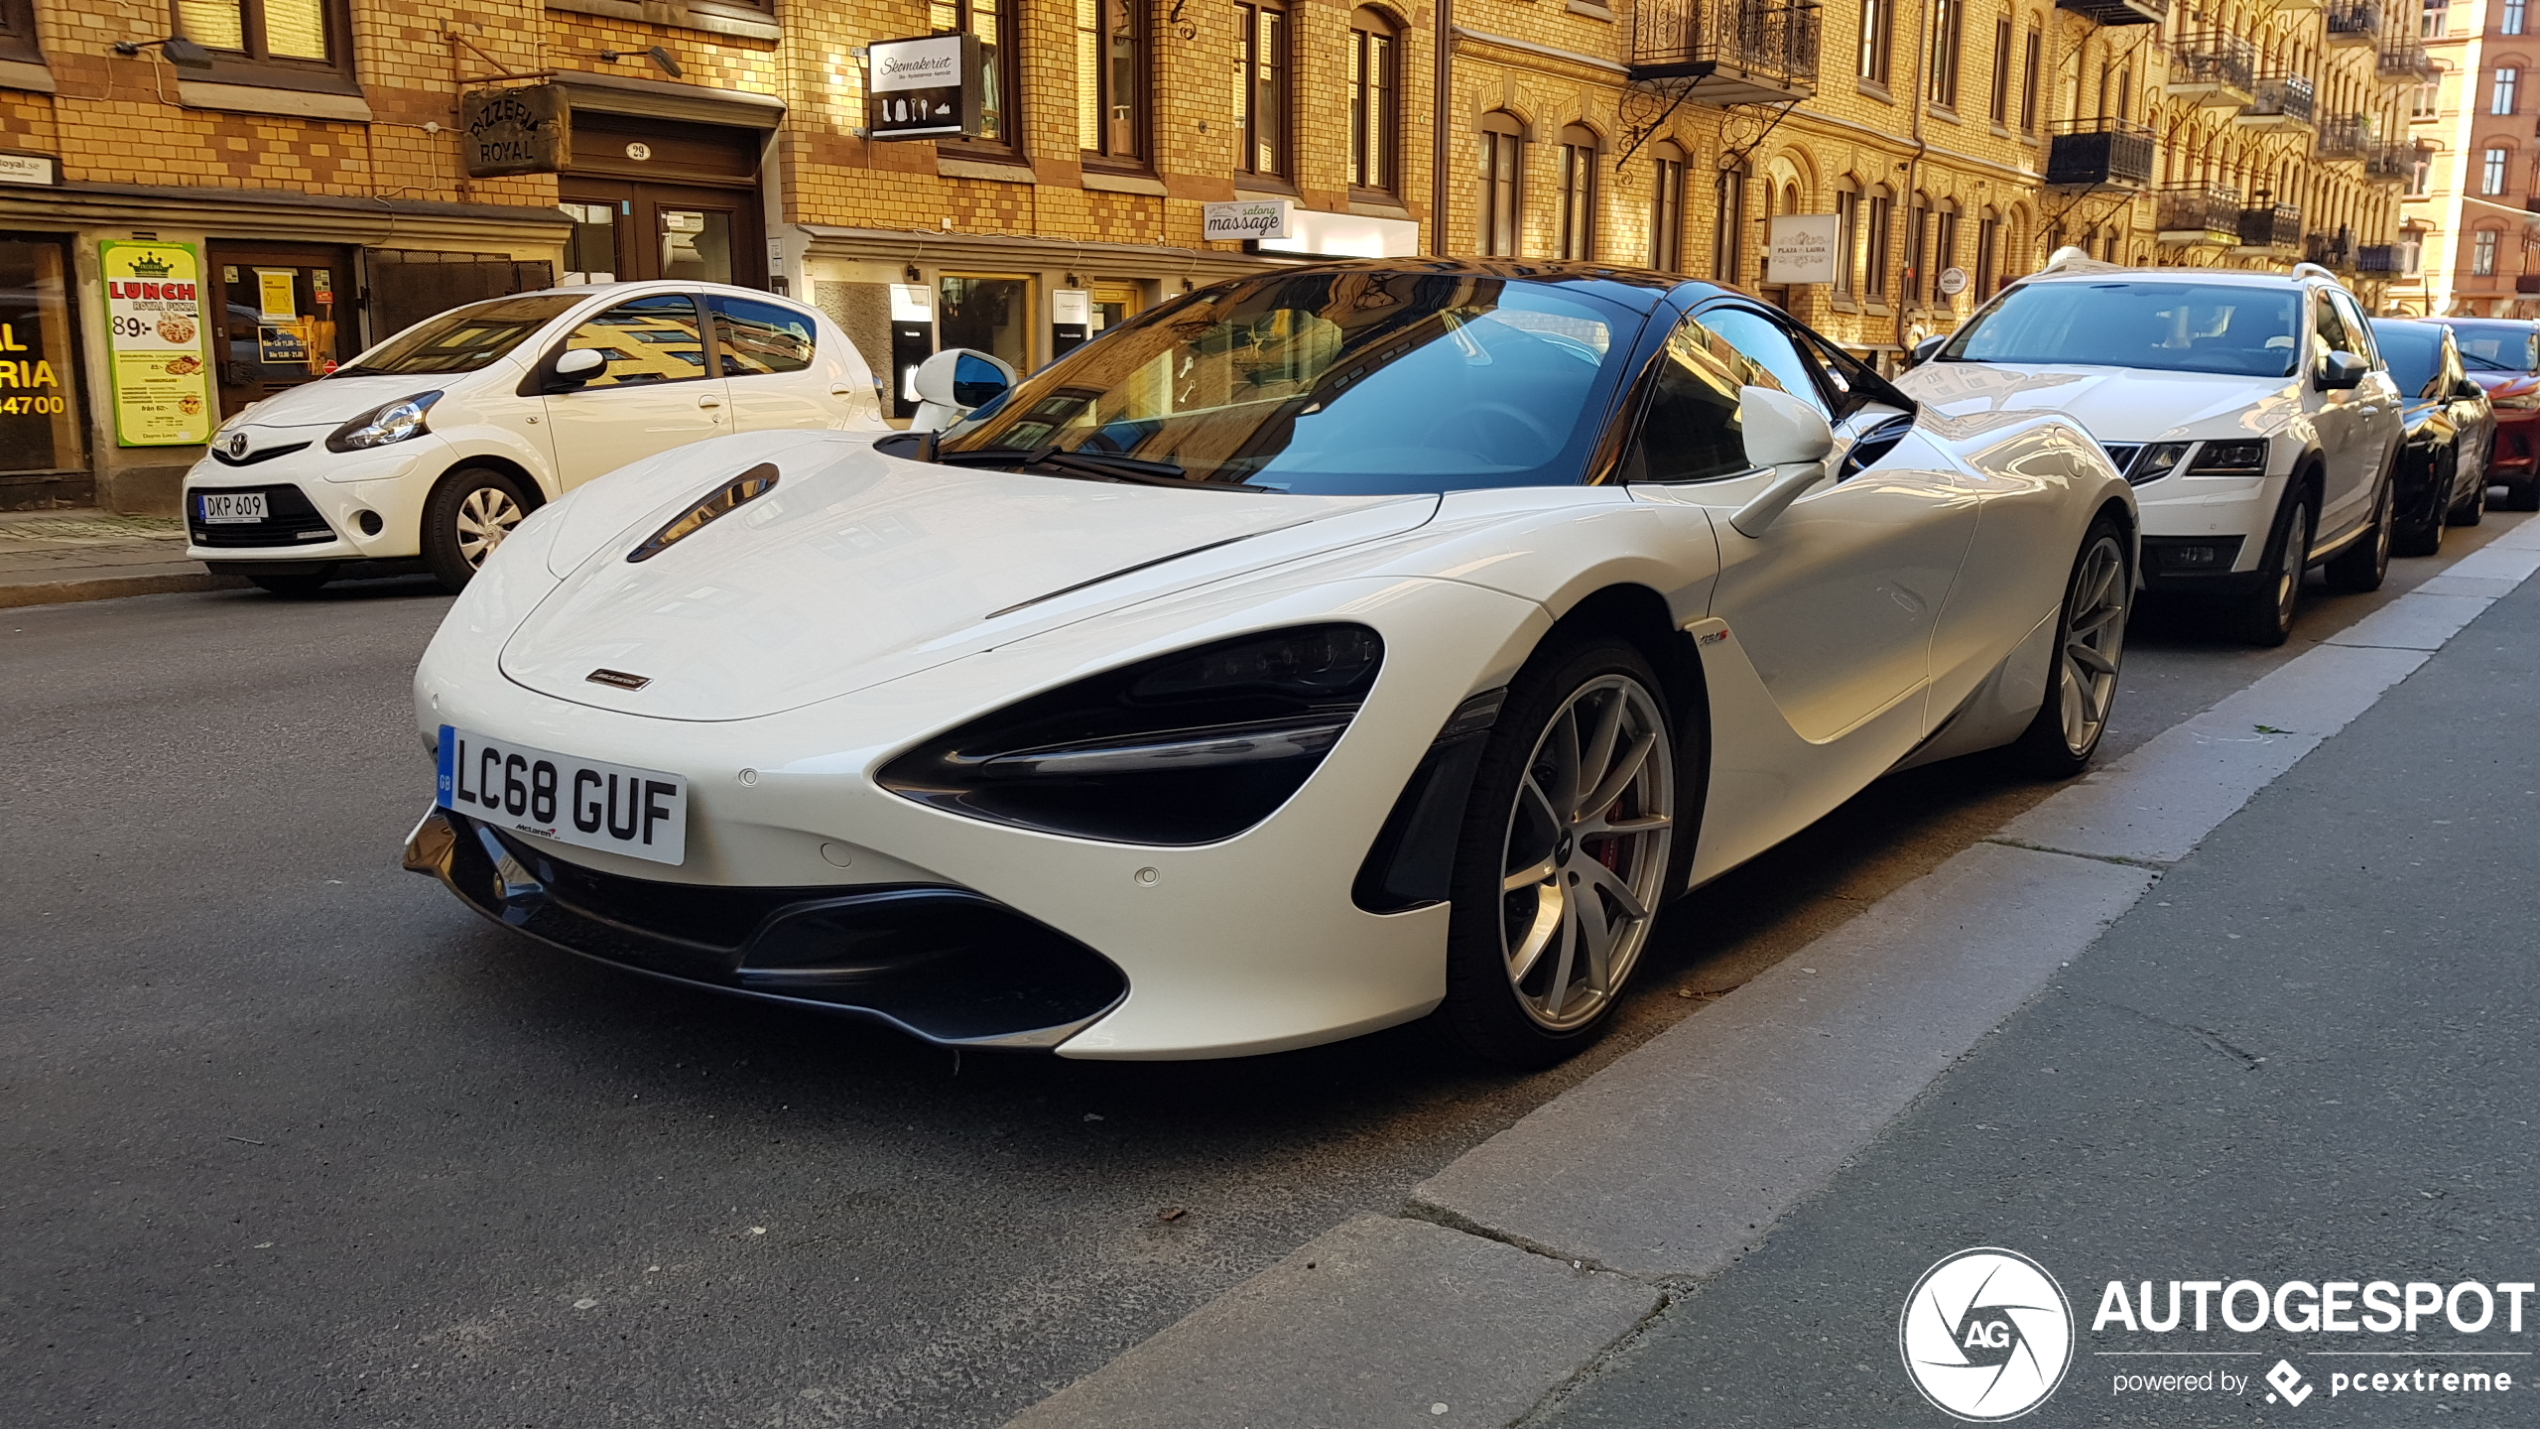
339 294 582 377
2368 321 2445 398
1942 282 2303 379
2435 320 2540 373
935 270 1642 495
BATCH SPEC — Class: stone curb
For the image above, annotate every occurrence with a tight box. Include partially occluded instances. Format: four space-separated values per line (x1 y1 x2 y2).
0 569 247 609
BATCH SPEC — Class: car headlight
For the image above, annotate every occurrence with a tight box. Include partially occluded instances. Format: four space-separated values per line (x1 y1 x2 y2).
2128 442 2192 485
878 624 1384 845
2186 439 2268 476
326 391 442 452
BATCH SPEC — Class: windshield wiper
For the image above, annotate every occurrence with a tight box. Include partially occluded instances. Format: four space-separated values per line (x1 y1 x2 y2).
928 444 1266 491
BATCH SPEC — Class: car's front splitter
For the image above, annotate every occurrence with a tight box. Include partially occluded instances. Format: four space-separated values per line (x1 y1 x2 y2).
403 806 1129 1050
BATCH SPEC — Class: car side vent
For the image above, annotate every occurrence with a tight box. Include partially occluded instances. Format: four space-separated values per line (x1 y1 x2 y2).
627 464 779 563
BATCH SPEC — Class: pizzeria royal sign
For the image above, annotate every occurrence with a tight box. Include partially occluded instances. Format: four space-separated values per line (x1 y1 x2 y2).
460 84 569 178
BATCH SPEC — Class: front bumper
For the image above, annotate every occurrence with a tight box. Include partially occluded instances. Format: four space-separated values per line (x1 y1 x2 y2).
182 439 444 563
405 806 1129 1048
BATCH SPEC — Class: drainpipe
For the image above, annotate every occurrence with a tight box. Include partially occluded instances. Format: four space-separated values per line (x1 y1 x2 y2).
1433 0 1453 256
1900 0 1932 360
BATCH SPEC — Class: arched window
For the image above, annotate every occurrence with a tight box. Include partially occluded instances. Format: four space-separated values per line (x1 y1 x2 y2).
1834 179 1862 297
1478 111 1526 256
2474 227 2503 275
2486 143 2513 194
1715 164 1748 281
1347 8 1398 192
1932 199 1961 304
1975 205 2002 298
1865 184 1896 302
1650 140 1687 271
1558 123 1601 260
2494 64 2521 114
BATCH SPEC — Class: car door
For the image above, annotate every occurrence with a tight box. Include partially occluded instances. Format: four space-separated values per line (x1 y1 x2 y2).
2331 287 2405 512
2307 291 2372 542
708 293 843 432
537 292 732 488
2441 331 2494 487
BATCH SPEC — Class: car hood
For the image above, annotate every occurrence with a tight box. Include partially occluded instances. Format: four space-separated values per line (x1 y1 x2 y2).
1896 362 2300 442
2464 370 2540 404
221 371 497 430
499 441 1441 721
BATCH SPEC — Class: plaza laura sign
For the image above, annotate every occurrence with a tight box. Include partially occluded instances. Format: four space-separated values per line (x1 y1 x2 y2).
100 240 214 448
461 85 569 177
868 34 982 140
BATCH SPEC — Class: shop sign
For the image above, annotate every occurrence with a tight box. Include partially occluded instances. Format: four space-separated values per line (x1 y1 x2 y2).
1204 199 1293 241
0 283 67 426
868 34 982 140
460 84 570 178
1768 214 1841 285
0 150 58 187
99 240 214 448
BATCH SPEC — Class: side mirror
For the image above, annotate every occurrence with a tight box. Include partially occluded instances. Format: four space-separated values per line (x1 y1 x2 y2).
2454 376 2487 401
2316 350 2368 391
1908 334 1947 367
550 347 606 388
1730 385 1838 538
908 348 1017 431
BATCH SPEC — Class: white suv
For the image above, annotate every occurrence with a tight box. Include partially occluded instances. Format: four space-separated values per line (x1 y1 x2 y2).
183 281 884 595
1898 261 2404 644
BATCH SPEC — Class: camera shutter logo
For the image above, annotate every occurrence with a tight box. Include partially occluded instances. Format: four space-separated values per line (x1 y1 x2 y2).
1900 1248 2075 1420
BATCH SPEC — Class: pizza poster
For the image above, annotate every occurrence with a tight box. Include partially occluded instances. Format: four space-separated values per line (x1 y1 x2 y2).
100 240 214 447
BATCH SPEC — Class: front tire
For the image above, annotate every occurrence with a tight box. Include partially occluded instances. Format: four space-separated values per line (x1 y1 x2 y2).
422 467 531 594
2324 469 2394 593
1440 634 1681 1068
2232 483 2314 647
2009 516 2128 778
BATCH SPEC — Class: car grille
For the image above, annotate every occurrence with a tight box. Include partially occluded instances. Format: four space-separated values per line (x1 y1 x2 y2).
189 484 336 548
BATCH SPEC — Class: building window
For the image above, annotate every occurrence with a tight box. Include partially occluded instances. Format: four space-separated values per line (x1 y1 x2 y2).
1859 0 1890 83
2408 148 2434 195
1234 1 1289 177
2495 66 2520 114
1835 187 1861 296
2413 77 2442 118
2474 229 2501 274
0 0 39 59
1975 207 2001 297
2510 0 2528 33
1479 112 1524 256
1866 188 1895 303
1651 143 1687 271
931 0 1019 146
1715 167 1747 281
1557 125 1600 260
0 237 84 479
2424 0 2449 37
1928 0 1962 106
1075 0 1145 162
2486 144 2511 193
1347 9 1397 192
2019 24 2042 131
172 0 348 79
1932 205 1961 303
1990 14 2013 122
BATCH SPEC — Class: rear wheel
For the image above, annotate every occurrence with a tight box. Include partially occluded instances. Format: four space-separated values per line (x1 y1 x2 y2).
2394 451 2448 557
2232 483 2313 647
2009 516 2128 778
422 467 531 593
2450 462 2488 526
2324 470 2394 593
244 567 336 598
1440 634 1681 1068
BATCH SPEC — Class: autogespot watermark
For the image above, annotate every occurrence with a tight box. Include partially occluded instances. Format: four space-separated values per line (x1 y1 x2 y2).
1901 1249 2535 1419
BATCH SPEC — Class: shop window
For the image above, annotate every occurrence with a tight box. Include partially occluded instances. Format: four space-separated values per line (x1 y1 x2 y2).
561 294 713 387
1478 112 1524 256
1234 1 1290 178
928 0 1019 148
171 0 353 86
1557 125 1599 261
1076 0 1146 164
939 275 1032 375
710 295 815 377
0 237 85 479
1348 9 1398 193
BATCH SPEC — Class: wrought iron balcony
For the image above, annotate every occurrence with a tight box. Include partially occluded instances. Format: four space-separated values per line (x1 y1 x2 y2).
2365 140 2429 185
2357 242 2419 276
2157 184 2243 243
2046 117 2157 186
2241 74 2319 129
1629 0 1824 103
2304 232 2357 271
2317 115 2373 160
2238 203 2303 251
2514 274 2540 294
2379 41 2435 80
2172 35 2258 106
2325 0 2381 44
2056 0 2167 26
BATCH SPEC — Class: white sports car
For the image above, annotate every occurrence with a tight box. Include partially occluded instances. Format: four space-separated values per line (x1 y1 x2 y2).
405 262 2136 1065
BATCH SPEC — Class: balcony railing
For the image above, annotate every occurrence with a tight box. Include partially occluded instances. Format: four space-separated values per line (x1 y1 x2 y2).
2357 242 2419 276
2304 232 2357 270
2366 140 2429 185
2172 34 2259 104
2380 41 2435 79
2055 0 2167 25
2325 0 2381 42
2239 203 2303 251
2242 74 2319 127
2157 183 2243 241
1629 0 1824 103
2046 117 2157 186
2317 115 2373 160
2514 274 2540 294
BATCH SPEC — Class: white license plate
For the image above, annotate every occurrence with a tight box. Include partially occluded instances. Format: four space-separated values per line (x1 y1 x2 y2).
436 725 688 865
198 491 268 524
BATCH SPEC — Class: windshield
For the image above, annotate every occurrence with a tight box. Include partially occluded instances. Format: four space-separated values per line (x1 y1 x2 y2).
932 270 1645 495
340 293 582 377
2436 320 2540 373
1941 281 2303 378
2369 322 2445 397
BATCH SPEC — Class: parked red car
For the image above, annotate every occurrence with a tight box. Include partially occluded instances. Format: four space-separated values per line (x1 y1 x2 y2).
2430 318 2540 510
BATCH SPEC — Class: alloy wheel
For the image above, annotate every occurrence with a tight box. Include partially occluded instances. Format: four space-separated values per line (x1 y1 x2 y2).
2058 535 2128 756
2272 502 2307 629
1498 676 1674 1031
455 487 525 569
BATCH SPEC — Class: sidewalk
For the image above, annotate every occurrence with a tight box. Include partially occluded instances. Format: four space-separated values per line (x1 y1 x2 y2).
1002 522 2540 1429
0 509 241 608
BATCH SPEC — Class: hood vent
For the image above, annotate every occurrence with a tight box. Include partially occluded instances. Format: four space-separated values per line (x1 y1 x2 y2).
627 463 779 563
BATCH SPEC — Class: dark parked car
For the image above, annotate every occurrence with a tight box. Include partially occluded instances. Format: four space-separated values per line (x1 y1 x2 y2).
2428 317 2540 510
2370 318 2493 554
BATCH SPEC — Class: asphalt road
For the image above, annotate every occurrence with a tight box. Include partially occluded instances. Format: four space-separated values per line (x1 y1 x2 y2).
2 513 2528 1428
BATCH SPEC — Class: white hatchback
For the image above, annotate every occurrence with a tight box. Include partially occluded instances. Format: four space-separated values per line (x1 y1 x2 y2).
182 281 884 594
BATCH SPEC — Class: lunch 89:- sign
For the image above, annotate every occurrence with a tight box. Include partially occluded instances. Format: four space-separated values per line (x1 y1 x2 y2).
99 240 215 447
